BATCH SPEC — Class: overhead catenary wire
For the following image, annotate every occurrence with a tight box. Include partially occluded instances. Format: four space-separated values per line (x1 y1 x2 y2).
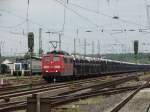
0 8 50 31
0 20 26 29
54 0 143 33
53 0 100 28
58 0 149 28
0 0 149 35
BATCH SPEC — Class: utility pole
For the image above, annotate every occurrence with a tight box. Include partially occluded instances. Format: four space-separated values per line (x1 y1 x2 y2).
92 41 94 57
59 33 61 50
97 40 100 57
146 5 150 28
39 28 42 56
74 38 76 57
74 29 79 57
0 41 4 57
0 42 1 58
84 38 86 58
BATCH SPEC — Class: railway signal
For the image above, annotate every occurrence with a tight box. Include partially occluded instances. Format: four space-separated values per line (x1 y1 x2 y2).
28 32 34 88
134 40 139 63
28 32 34 53
134 40 139 55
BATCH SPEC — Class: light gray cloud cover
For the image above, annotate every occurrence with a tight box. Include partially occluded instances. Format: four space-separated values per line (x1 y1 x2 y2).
0 0 150 56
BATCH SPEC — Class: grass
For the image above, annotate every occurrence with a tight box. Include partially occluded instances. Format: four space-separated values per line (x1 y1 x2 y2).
59 96 105 112
139 72 150 81
65 107 81 112
77 96 105 105
56 105 81 112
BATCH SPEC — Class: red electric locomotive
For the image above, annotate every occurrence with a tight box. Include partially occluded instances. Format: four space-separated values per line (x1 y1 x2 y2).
42 50 74 81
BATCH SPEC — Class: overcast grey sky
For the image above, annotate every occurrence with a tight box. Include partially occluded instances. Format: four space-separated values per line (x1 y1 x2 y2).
0 0 150 56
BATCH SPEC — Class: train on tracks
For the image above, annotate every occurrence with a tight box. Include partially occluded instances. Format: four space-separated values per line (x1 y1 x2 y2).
0 58 41 76
42 50 150 82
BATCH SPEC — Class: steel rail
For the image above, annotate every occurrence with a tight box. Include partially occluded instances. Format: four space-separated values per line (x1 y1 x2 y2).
0 76 110 99
109 82 150 112
0 84 146 112
57 75 138 96
0 75 138 111
0 74 129 99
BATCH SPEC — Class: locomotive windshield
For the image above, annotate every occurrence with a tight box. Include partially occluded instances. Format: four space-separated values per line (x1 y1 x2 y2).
53 56 60 61
44 56 60 62
45 57 51 62
22 63 29 70
15 64 21 71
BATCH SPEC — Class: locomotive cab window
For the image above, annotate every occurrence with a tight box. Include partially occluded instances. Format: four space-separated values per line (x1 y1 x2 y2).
45 57 51 62
53 56 60 61
15 64 21 71
22 64 29 70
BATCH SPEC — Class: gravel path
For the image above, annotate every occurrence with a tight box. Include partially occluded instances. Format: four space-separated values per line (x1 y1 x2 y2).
119 88 150 112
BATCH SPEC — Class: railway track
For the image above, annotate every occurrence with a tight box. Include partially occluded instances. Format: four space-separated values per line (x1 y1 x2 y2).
0 75 139 112
0 81 46 91
0 75 132 101
0 73 132 96
50 85 146 106
0 71 142 94
0 84 147 112
110 82 150 112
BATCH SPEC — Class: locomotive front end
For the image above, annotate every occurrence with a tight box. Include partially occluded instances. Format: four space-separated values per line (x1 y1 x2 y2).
42 54 64 80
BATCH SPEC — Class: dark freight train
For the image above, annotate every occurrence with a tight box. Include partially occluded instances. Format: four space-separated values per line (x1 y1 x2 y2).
42 50 150 82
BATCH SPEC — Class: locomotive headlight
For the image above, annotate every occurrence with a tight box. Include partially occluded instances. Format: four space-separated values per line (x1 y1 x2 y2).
54 65 60 68
55 70 58 72
44 66 49 69
46 70 48 72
